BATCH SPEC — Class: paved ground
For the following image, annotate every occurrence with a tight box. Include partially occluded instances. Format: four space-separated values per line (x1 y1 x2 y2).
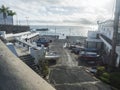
49 39 112 90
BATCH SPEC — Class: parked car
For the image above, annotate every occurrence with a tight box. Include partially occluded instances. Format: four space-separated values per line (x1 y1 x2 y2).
89 66 97 74
71 46 84 54
36 38 49 47
68 44 76 49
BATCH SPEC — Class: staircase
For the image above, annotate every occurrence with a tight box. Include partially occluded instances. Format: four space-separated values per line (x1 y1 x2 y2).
19 54 41 75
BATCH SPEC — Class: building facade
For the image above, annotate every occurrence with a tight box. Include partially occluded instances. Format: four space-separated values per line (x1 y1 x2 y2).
98 20 120 67
0 13 13 25
86 20 120 67
86 31 102 49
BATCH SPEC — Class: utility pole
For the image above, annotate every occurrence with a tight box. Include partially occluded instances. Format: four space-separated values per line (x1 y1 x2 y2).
55 27 56 39
69 28 71 36
110 0 120 67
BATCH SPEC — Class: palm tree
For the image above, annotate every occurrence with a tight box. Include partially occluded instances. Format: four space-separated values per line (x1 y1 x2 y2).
7 10 16 16
0 5 9 24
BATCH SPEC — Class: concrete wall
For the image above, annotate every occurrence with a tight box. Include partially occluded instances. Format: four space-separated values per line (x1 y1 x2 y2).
86 31 102 49
0 39 55 90
29 46 45 65
0 24 30 34
6 43 18 56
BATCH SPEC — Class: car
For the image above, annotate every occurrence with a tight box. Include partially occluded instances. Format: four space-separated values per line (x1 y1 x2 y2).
68 44 76 49
36 38 49 47
71 46 84 54
89 66 97 73
71 47 81 54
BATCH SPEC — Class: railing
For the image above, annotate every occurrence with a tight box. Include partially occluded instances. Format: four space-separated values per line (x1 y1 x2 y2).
99 34 112 45
15 38 40 50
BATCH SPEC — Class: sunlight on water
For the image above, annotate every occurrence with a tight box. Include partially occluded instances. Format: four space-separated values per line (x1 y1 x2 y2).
30 25 93 36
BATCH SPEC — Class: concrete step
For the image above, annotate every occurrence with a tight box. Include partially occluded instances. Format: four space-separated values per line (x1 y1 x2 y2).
20 56 34 59
19 54 42 75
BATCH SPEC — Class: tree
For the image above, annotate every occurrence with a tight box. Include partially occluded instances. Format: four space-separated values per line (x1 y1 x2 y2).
7 10 16 16
0 5 9 24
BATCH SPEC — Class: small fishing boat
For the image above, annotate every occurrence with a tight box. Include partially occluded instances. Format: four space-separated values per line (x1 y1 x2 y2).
45 51 60 60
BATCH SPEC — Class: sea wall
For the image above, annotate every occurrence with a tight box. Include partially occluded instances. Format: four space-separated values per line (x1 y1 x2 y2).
0 24 30 34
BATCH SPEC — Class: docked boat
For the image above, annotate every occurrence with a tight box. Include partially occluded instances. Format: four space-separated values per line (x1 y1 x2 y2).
79 51 100 60
45 51 60 60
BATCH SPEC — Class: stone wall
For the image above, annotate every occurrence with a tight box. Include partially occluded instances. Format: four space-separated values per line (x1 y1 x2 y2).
0 24 30 34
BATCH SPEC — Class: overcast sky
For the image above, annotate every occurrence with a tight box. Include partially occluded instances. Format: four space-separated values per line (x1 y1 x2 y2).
0 0 115 26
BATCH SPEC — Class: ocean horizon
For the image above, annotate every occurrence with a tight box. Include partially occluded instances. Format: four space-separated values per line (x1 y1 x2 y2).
30 25 93 37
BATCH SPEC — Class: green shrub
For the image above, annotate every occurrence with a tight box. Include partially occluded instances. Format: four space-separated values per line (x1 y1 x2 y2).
42 65 49 77
110 72 120 89
97 66 105 72
100 72 110 83
97 66 105 76
102 72 110 79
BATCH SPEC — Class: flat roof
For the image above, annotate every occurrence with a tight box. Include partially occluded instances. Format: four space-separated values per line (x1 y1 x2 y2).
86 39 102 42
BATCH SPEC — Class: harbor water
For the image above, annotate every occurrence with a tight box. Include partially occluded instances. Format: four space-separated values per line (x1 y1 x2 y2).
30 25 91 37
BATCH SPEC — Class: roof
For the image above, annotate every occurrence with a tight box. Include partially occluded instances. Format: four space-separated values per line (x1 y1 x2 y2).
86 38 102 42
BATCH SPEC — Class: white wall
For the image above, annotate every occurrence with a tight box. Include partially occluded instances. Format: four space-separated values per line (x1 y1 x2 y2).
98 20 114 40
29 47 45 65
87 31 98 39
6 43 18 56
0 31 6 38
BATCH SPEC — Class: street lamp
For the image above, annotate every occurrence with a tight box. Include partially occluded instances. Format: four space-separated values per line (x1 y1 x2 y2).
25 16 29 26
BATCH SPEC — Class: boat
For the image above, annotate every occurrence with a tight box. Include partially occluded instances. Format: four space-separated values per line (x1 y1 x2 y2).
79 51 100 60
36 28 48 31
45 51 60 60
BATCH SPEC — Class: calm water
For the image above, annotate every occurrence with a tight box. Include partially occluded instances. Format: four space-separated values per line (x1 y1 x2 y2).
30 25 91 36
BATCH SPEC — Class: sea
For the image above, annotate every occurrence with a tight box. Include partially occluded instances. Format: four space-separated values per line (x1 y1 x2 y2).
30 25 93 37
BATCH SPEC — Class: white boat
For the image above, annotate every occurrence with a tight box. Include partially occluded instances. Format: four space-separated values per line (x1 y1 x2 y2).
45 51 60 60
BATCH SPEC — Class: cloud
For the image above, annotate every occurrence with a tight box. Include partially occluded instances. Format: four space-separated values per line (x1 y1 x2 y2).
19 0 61 5
63 18 96 25
0 0 114 26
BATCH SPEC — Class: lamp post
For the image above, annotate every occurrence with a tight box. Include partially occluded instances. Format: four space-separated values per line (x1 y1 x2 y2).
25 16 29 26
55 27 57 39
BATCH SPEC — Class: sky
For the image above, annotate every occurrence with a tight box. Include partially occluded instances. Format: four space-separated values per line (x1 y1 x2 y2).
0 0 115 27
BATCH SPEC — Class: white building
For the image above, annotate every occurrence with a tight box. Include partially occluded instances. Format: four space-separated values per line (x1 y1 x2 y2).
86 31 102 49
0 13 13 25
86 20 120 67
